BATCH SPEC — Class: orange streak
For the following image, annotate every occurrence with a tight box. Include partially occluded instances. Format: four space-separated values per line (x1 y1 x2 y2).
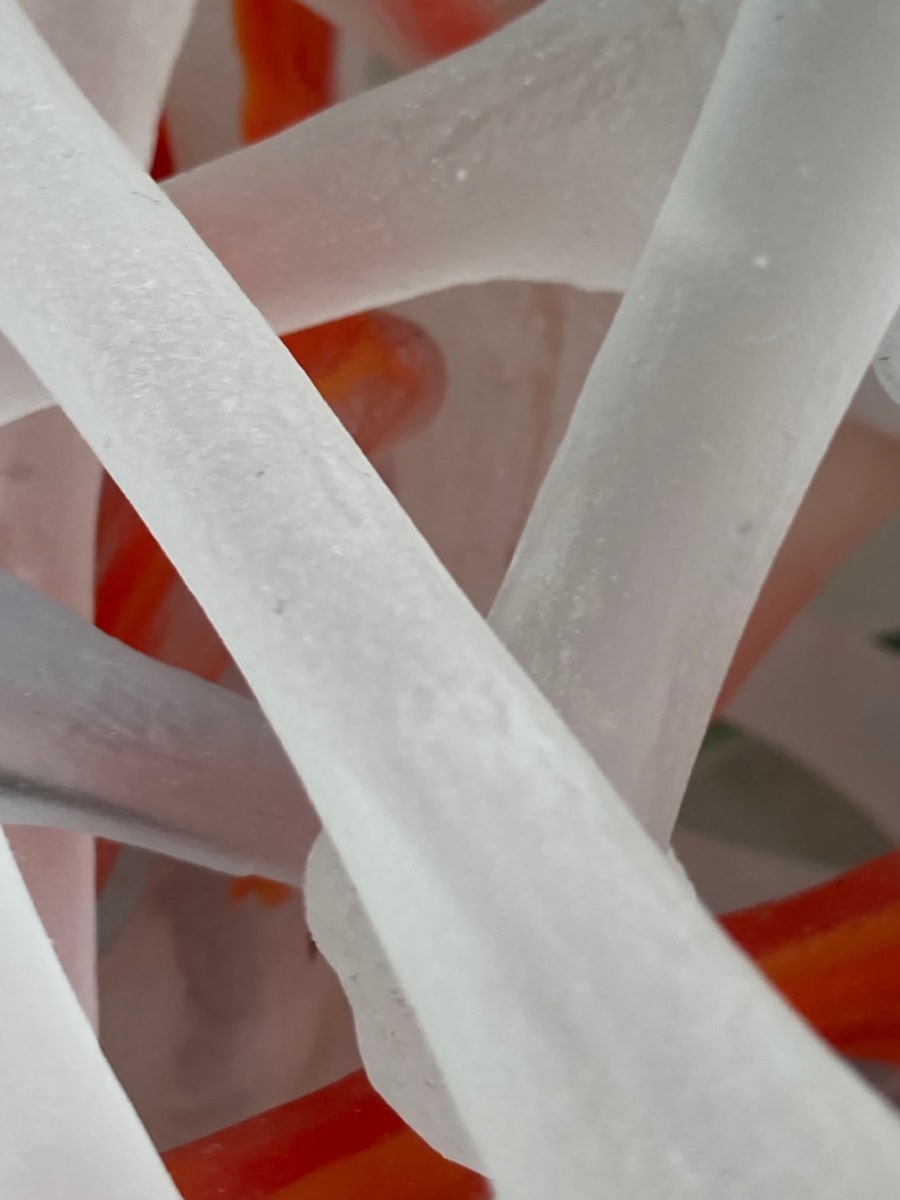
233 0 446 460
95 476 231 679
233 0 446 451
233 0 334 139
165 854 900 1196
283 313 444 456
164 1070 488 1200
723 850 900 1064
95 837 121 893
229 876 294 908
151 118 174 181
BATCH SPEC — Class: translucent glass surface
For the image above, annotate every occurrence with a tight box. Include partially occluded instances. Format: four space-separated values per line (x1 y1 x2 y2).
0 831 183 1199
4 2 900 1197
492 0 900 846
0 569 319 880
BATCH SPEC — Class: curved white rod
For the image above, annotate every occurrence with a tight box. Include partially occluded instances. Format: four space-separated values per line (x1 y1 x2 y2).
0 570 318 882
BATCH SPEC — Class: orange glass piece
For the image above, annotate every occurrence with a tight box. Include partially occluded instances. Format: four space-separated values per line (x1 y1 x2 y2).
234 0 334 140
95 475 232 680
95 837 121 893
151 118 174 182
234 0 446 458
162 855 900 1197
283 313 445 456
723 850 900 1065
229 876 294 908
165 1069 489 1200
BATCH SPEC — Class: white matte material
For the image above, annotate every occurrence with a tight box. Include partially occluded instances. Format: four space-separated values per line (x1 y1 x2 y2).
391 283 617 612
874 315 900 407
0 570 319 881
166 0 243 170
300 0 541 68
492 0 900 846
0 0 195 425
5 3 900 1196
166 0 735 333
0 832 183 1199
313 0 900 1160
0 0 193 1017
0 410 101 1019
